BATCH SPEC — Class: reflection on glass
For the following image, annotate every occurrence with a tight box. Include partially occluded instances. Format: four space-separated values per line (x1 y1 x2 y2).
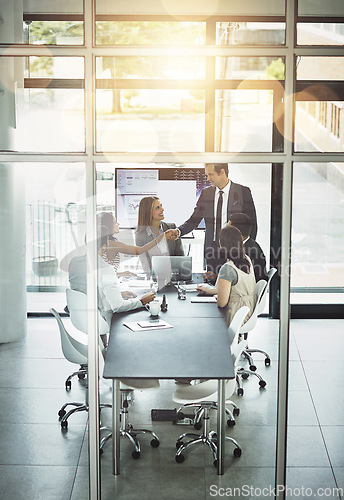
297 57 344 80
25 21 84 45
24 163 86 291
96 89 205 152
297 23 344 45
216 57 285 80
215 89 273 152
216 22 285 45
95 21 205 45
25 57 84 79
295 101 343 153
291 163 344 289
16 89 85 152
96 56 205 80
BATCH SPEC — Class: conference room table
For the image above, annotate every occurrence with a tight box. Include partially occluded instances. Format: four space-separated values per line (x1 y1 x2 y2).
103 280 235 475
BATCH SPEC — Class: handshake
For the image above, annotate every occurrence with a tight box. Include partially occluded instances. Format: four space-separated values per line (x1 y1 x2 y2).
163 229 179 241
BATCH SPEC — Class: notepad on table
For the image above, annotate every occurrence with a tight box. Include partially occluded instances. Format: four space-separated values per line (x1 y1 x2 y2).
123 319 173 332
190 296 217 303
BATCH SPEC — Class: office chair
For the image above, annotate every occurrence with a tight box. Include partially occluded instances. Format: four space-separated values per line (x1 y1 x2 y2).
50 308 111 429
171 306 249 467
241 268 277 371
66 289 160 458
99 379 161 459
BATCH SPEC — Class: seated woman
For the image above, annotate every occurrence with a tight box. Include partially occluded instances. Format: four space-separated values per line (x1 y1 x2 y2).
197 225 257 327
97 211 174 282
134 196 184 276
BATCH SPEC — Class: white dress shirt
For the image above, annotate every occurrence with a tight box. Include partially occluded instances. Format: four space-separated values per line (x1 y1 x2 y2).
213 180 231 240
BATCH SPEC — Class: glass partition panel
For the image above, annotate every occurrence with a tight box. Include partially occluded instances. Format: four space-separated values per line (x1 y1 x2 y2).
96 0 285 16
0 56 85 152
0 0 84 45
24 21 84 45
297 23 344 46
297 57 344 81
295 101 343 153
216 22 286 46
298 0 344 17
216 56 285 80
96 89 205 152
95 21 206 45
215 89 274 152
96 56 205 80
291 162 344 303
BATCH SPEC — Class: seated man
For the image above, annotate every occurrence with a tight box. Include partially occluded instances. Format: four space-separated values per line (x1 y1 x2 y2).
204 212 268 284
68 228 155 344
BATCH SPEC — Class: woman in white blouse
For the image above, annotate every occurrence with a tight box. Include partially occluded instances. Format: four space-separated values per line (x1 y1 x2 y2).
135 196 184 276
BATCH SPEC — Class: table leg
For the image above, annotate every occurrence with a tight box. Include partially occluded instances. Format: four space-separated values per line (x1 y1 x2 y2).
112 379 120 475
217 379 225 475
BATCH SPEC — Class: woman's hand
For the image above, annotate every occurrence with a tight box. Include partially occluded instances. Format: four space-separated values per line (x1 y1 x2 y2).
164 229 179 241
196 283 217 295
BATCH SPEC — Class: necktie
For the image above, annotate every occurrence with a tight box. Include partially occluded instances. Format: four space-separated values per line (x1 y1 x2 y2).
215 190 224 241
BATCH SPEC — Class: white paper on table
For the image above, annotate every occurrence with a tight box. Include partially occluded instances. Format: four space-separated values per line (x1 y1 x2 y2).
190 296 217 303
123 320 173 332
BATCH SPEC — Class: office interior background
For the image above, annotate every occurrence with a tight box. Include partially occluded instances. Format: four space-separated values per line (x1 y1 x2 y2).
0 0 344 498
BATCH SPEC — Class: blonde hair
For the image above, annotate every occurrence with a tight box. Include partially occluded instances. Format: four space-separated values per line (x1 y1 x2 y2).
136 196 159 230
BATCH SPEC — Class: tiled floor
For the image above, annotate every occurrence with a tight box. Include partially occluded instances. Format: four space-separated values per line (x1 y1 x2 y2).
0 316 343 499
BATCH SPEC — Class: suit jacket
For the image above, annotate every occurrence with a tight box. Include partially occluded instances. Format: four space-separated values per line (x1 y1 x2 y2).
178 182 257 258
135 221 184 275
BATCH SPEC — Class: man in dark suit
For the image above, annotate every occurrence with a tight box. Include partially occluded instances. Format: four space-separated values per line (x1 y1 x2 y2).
169 163 257 273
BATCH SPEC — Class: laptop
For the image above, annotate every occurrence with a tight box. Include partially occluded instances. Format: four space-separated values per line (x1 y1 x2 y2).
151 256 192 283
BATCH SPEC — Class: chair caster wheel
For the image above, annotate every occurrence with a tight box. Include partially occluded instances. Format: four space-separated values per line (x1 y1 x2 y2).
233 408 240 417
65 381 71 390
213 459 218 468
61 420 68 429
58 409 66 418
78 373 86 380
227 419 235 427
233 448 242 458
132 451 140 459
150 438 160 448
250 365 257 372
265 358 271 366
194 421 202 430
175 454 185 463
259 380 267 388
237 388 244 396
177 411 185 420
241 373 249 380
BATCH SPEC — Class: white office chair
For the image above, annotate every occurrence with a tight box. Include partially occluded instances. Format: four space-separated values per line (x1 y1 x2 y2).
241 268 277 371
50 308 111 429
171 306 249 467
67 289 161 459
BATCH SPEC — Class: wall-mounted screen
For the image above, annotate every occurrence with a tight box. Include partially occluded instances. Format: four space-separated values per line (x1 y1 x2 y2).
115 166 210 228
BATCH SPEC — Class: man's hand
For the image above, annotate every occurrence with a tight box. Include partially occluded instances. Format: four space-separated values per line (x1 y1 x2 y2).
121 290 137 299
140 291 155 305
203 271 217 285
164 228 179 241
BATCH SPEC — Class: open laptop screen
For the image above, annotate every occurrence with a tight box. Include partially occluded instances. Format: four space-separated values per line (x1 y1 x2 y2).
151 256 192 283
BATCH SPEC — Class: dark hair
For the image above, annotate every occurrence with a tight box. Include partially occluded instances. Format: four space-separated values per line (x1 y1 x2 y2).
206 163 228 177
228 212 252 238
136 196 159 230
219 225 250 274
97 225 109 251
97 212 116 240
